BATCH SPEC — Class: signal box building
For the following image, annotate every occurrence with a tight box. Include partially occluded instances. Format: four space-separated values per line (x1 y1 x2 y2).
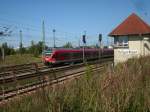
109 13 150 64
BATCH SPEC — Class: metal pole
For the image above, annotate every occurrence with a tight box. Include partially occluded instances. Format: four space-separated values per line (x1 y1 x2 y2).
19 30 23 55
42 21 45 55
83 44 85 62
20 30 22 46
2 47 4 60
82 34 86 63
98 34 102 61
53 29 56 48
0 37 1 60
0 43 1 60
99 41 101 60
0 40 5 60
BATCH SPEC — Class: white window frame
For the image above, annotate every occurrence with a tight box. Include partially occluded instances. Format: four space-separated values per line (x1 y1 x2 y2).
114 36 129 47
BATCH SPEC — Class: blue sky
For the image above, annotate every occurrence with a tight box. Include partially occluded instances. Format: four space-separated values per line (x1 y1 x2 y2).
0 0 150 48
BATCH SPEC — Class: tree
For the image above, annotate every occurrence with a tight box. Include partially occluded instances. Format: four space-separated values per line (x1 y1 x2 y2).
63 42 73 48
0 42 15 56
28 41 45 57
19 43 26 54
28 41 35 54
2 43 15 55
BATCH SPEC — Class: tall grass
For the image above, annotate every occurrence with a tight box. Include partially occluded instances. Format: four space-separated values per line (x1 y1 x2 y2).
1 56 150 112
0 54 41 67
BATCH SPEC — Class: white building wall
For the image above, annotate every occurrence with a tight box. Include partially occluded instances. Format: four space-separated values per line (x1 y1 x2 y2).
114 48 129 64
114 36 150 64
128 36 142 55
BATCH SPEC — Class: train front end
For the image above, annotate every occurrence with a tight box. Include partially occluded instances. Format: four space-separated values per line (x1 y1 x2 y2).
42 50 56 66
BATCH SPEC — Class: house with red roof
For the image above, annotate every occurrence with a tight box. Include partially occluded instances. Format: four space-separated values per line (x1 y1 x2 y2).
109 13 150 64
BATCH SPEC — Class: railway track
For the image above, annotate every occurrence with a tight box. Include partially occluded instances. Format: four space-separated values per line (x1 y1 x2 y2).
0 57 113 103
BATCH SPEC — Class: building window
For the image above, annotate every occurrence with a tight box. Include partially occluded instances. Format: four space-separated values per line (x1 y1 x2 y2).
114 36 128 47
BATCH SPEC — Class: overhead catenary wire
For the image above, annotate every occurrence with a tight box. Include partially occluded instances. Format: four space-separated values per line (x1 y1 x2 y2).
0 17 80 36
0 17 106 48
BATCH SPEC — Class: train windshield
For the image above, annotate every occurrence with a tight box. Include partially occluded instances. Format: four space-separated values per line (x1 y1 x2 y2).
44 50 52 57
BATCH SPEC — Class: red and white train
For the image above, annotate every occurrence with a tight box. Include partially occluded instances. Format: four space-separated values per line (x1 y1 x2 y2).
43 48 113 66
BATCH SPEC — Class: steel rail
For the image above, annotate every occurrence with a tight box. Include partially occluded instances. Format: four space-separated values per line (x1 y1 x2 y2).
0 57 113 84
0 57 113 104
0 63 106 102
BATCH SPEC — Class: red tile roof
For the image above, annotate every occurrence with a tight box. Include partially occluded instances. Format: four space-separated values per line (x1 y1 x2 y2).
109 13 150 37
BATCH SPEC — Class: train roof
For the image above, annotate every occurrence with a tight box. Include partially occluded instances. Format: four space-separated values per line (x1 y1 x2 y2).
48 48 113 53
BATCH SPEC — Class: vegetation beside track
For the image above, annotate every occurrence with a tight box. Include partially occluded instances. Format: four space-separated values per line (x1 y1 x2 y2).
0 54 41 67
1 56 150 112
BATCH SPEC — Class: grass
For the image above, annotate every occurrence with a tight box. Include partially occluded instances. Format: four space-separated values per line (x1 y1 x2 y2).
0 54 41 67
0 56 150 112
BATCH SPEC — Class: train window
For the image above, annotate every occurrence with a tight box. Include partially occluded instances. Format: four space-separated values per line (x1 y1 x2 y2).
60 53 70 59
44 50 52 57
85 52 90 58
73 52 79 58
52 52 58 58
76 52 82 59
